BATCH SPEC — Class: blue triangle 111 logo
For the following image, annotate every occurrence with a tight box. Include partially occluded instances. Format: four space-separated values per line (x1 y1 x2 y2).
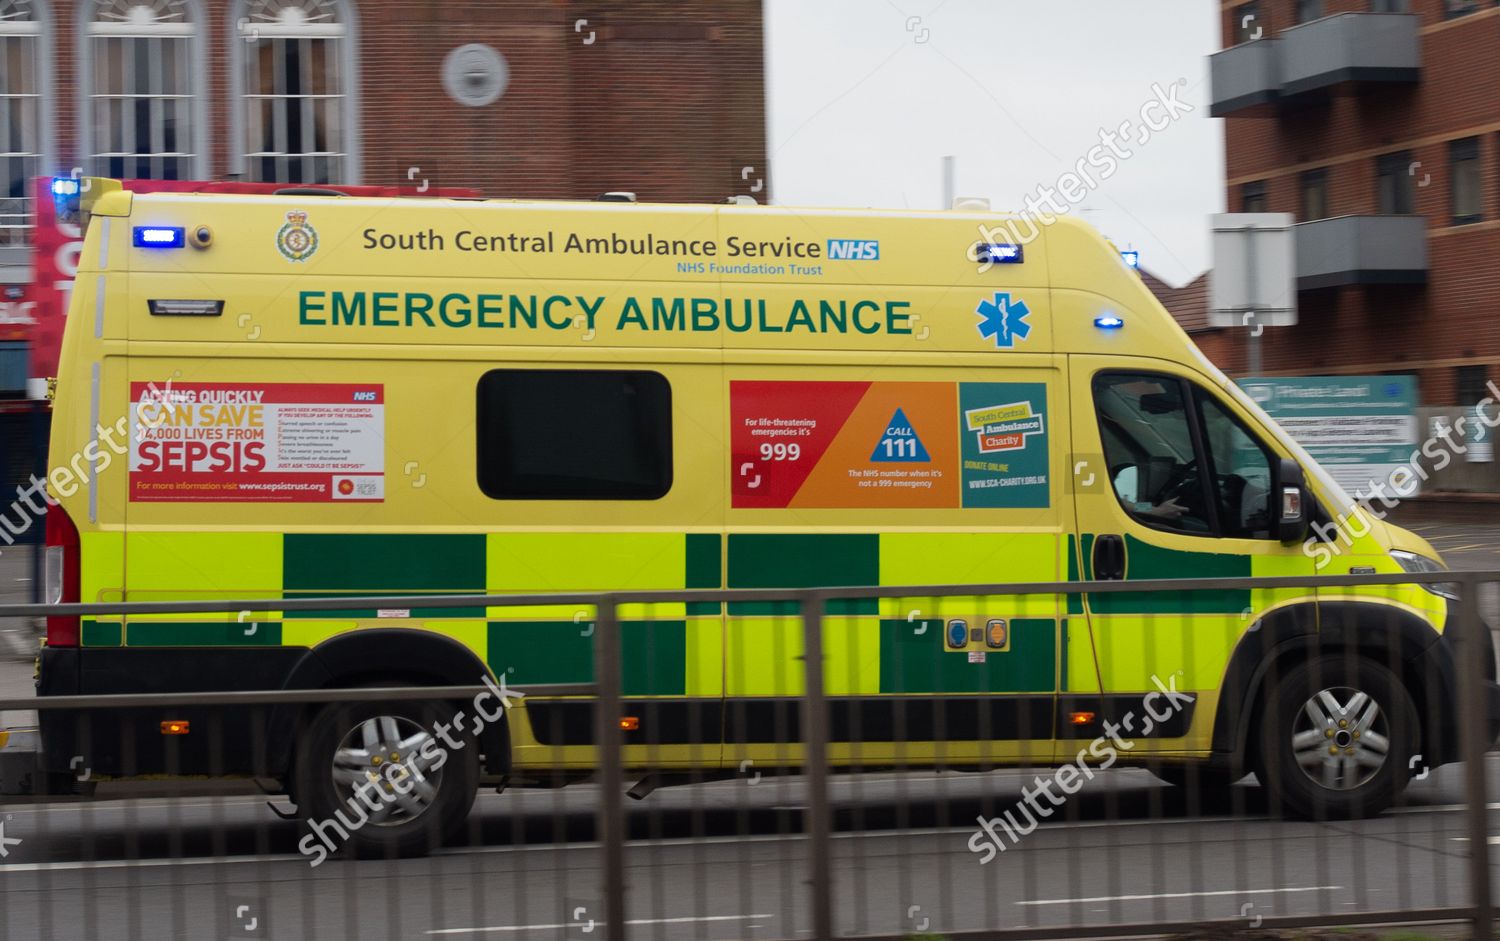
871 408 931 462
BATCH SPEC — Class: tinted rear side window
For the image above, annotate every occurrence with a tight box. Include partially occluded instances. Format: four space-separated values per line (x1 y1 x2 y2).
476 369 672 499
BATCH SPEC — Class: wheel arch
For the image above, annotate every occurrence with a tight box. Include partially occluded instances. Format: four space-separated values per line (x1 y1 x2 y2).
270 628 511 777
1212 601 1443 770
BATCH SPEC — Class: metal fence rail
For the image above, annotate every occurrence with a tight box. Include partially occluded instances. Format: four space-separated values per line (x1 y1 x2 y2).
0 570 1496 940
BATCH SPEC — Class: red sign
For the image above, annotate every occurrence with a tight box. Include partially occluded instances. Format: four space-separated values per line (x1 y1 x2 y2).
9 177 479 383
129 381 386 503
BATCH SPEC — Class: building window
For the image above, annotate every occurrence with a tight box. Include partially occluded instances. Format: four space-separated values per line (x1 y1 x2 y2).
1233 3 1264 42
1450 137 1482 225
1370 0 1409 11
1 0 45 246
1300 168 1329 221
1457 365 1489 407
476 370 673 500
1241 180 1268 212
235 0 357 184
82 0 202 180
1376 151 1415 214
1444 0 1481 18
1296 0 1323 23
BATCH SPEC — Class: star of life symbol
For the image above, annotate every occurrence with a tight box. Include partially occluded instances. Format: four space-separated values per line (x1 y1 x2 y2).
975 292 1032 348
276 209 319 262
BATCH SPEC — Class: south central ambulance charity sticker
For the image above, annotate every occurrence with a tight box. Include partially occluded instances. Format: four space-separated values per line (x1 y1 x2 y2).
964 401 1044 453
958 382 1049 508
276 210 319 262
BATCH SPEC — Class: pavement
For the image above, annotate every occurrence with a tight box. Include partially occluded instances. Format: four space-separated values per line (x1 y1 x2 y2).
1 504 1499 939
0 761 1494 939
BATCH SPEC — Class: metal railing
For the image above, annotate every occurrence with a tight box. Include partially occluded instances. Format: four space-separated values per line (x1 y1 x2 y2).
0 569 1495 940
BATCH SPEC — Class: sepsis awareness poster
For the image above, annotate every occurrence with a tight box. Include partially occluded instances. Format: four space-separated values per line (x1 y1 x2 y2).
129 382 385 502
731 380 1049 509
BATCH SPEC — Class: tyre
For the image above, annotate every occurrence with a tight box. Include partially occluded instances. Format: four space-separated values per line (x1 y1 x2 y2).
1258 654 1415 820
293 697 479 858
1150 764 1246 791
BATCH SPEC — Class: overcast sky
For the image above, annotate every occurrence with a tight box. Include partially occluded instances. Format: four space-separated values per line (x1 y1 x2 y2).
765 0 1223 287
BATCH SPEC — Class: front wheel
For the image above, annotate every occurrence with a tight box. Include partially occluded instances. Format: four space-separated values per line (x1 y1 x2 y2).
293 698 479 859
1258 655 1416 820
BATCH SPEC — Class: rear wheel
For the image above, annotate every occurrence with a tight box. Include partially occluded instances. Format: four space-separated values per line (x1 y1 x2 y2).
293 698 478 858
1258 655 1415 819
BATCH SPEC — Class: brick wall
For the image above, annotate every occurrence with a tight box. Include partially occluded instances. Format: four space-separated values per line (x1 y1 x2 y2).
37 0 767 204
1214 0 1500 403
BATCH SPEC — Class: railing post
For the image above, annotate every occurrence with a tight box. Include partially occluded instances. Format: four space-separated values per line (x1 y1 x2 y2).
1457 571 1492 938
594 597 627 941
801 593 833 941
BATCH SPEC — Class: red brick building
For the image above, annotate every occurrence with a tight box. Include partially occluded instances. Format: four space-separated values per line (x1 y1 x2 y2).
0 0 768 390
1208 0 1500 406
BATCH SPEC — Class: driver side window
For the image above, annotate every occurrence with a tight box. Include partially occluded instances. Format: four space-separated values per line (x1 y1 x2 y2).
1092 372 1279 540
1092 374 1211 535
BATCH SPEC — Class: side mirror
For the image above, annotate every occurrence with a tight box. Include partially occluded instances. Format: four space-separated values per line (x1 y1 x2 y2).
1277 458 1309 543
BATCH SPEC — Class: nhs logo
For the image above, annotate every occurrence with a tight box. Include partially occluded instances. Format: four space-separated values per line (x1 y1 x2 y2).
826 239 880 261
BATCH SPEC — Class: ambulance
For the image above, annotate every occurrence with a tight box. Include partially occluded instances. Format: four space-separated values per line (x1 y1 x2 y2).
28 177 1498 856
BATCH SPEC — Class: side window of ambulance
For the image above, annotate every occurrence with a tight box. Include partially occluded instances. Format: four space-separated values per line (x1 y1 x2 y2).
1194 391 1274 539
476 369 673 499
1093 374 1212 535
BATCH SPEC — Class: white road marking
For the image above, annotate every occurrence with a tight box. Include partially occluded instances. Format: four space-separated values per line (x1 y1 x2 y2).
1019 885 1340 906
425 913 773 936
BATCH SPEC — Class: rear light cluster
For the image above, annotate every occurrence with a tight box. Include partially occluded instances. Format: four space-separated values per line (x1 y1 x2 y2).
44 504 81 647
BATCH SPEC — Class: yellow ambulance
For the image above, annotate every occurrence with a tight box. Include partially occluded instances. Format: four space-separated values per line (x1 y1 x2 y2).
34 178 1496 856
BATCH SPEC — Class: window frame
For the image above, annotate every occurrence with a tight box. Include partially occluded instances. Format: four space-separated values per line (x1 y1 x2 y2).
1457 365 1489 408
1092 370 1283 541
1300 167 1329 221
1192 387 1280 540
1233 2 1264 43
475 368 675 502
0 0 53 248
1295 0 1324 23
229 0 361 185
1375 150 1415 215
1370 0 1409 11
1241 179 1269 213
76 0 208 180
1450 136 1483 225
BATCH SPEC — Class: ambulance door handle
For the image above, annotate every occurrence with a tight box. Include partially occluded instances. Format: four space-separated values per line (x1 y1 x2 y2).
1093 534 1125 581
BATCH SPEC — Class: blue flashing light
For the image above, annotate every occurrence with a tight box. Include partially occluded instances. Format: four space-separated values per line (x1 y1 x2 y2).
52 178 81 198
1120 250 1140 269
1094 315 1125 330
133 226 186 249
979 243 1024 264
